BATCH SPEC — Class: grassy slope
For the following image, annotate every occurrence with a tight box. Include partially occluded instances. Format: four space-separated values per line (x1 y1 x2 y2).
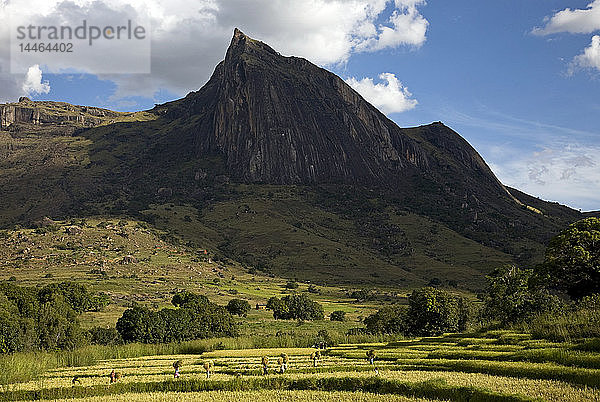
0 217 389 329
0 101 577 291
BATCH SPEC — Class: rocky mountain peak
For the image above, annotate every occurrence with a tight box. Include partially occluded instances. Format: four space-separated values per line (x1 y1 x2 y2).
160 30 513 207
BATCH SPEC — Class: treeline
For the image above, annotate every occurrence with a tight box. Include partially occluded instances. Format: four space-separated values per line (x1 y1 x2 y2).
364 217 600 337
0 282 109 353
116 291 237 343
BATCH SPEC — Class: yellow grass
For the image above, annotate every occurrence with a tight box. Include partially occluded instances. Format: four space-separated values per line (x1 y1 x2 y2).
42 390 433 401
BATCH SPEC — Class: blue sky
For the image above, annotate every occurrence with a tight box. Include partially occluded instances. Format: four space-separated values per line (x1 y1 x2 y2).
1 0 599 210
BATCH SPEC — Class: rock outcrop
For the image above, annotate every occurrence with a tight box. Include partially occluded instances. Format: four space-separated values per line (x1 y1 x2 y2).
0 99 122 130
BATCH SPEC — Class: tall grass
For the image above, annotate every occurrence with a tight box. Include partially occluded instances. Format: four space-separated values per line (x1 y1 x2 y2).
522 309 600 342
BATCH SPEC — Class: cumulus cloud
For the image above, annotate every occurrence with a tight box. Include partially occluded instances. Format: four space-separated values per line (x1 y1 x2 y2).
571 35 600 72
533 0 600 35
533 1 600 73
357 0 428 51
345 73 417 114
0 0 429 101
22 64 51 96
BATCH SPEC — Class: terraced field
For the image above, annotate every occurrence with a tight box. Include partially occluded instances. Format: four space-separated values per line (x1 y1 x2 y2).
2 331 599 401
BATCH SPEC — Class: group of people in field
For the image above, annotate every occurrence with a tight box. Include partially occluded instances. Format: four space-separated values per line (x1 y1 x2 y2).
72 348 378 386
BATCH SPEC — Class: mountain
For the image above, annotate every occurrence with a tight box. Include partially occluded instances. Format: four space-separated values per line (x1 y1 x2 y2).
0 29 584 289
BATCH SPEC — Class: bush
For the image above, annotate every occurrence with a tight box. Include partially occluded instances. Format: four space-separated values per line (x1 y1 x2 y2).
330 310 346 321
285 281 299 290
226 299 251 317
0 282 92 353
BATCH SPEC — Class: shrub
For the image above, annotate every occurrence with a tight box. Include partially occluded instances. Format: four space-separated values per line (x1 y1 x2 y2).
330 310 346 321
364 287 474 336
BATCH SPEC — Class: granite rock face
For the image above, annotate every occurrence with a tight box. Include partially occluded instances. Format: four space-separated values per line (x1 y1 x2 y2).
161 29 509 203
0 98 121 130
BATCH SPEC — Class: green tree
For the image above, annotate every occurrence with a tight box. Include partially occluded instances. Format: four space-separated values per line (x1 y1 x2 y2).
88 327 123 345
538 217 600 299
268 295 324 320
407 287 471 336
483 265 558 324
364 305 408 334
226 299 251 316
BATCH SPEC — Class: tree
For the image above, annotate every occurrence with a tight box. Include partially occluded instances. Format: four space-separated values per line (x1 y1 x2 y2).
172 291 209 307
330 310 346 321
226 299 251 316
482 265 558 324
407 287 474 336
364 305 408 334
117 292 238 344
285 280 299 290
88 327 122 345
268 294 324 320
538 217 600 299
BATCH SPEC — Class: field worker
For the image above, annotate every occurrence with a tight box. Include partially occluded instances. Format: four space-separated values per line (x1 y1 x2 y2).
277 357 284 373
367 350 376 365
173 360 182 378
261 356 269 375
109 369 117 384
71 376 81 386
281 353 289 371
311 350 321 367
203 361 213 379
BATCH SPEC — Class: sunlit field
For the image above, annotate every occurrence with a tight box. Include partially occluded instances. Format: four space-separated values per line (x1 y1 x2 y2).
3 331 599 401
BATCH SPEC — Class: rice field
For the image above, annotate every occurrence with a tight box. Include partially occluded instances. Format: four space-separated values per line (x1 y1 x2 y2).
2 332 600 401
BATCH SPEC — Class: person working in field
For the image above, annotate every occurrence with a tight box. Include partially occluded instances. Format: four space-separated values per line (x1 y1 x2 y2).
311 350 321 367
109 369 120 384
71 375 81 386
281 353 289 372
367 350 376 365
173 360 182 378
261 356 269 375
203 361 213 379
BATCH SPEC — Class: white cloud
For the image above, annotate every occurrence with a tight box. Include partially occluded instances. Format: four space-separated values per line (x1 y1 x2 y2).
357 1 428 51
22 64 50 96
489 143 600 211
0 0 429 102
345 72 417 114
533 2 600 74
533 0 600 35
571 35 600 72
